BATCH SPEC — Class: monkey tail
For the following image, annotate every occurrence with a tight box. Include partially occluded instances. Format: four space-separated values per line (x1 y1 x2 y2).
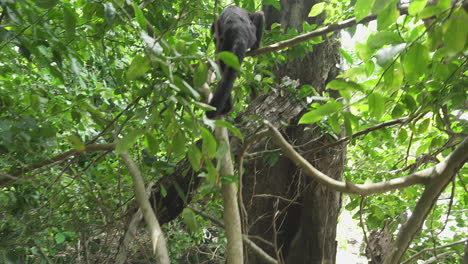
207 40 247 119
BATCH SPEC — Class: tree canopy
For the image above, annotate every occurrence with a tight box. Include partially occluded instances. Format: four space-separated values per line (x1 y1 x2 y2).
0 0 467 263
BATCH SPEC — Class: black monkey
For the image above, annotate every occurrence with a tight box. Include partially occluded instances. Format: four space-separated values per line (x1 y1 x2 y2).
206 6 264 119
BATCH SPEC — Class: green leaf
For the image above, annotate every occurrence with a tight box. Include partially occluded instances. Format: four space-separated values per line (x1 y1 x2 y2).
355 42 372 61
63 6 76 39
193 62 208 88
391 104 405 118
172 132 186 157
214 120 244 141
299 101 343 124
132 2 147 30
205 158 217 184
116 129 144 154
443 8 468 54
327 79 363 92
343 112 353 137
145 134 158 156
355 0 376 22
417 119 430 134
408 0 428 16
35 0 59 9
55 233 66 244
368 93 385 119
339 48 353 64
403 43 429 84
397 129 408 142
127 55 151 80
217 51 240 70
201 127 217 158
372 0 393 14
309 2 326 17
181 208 199 233
377 2 399 30
187 144 202 171
367 31 402 49
66 135 85 151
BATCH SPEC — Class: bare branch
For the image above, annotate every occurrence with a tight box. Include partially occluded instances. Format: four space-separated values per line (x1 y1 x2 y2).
120 152 169 264
265 120 468 196
214 125 244 264
247 6 409 57
385 137 468 263
402 239 468 264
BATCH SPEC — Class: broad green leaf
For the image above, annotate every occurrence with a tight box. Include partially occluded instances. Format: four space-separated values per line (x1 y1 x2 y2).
299 101 343 124
383 64 403 93
372 0 393 14
66 135 86 151
116 129 144 154
443 8 468 54
187 144 202 171
55 233 66 244
417 119 430 134
368 93 385 119
145 134 158 156
408 0 428 16
132 2 147 30
397 129 408 142
172 132 186 157
205 158 217 184
217 51 240 70
35 0 59 8
355 0 376 22
214 120 244 141
402 95 417 111
63 6 76 39
339 48 353 64
391 104 405 118
355 42 372 61
309 2 326 17
181 208 199 233
367 31 402 49
377 2 399 30
403 43 429 84
127 55 151 80
193 62 208 88
343 112 353 137
201 127 217 158
327 79 363 92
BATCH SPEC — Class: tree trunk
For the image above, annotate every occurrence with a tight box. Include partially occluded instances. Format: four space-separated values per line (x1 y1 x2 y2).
243 1 345 263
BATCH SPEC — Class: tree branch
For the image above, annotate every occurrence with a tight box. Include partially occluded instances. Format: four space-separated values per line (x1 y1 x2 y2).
247 5 409 57
120 152 169 264
265 120 468 196
402 239 468 264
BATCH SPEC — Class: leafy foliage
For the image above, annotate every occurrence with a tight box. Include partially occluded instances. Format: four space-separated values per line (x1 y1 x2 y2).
0 0 466 262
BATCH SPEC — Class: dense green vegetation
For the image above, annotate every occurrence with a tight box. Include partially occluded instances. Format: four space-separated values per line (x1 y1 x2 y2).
0 0 466 263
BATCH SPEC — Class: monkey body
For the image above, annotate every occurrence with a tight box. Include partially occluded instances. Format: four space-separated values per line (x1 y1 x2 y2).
206 6 264 119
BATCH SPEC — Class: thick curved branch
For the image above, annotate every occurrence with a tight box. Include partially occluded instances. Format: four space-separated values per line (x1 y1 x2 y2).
385 137 468 263
120 152 169 264
265 120 468 196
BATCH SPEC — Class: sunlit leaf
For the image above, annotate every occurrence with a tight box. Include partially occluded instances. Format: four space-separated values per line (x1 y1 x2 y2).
127 55 151 80
299 101 343 124
355 0 376 22
217 51 240 70
309 2 326 17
